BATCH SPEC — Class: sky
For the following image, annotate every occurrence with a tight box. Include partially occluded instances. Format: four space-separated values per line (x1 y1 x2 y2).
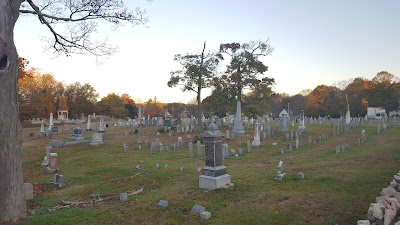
14 0 400 104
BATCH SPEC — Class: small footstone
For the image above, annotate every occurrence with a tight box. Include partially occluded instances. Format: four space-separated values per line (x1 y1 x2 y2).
157 200 168 208
297 172 305 179
120 193 128 202
357 220 370 225
200 211 211 220
191 204 205 215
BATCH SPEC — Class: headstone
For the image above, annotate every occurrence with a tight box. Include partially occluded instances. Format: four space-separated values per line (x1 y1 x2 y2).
274 161 286 180
157 200 168 208
120 193 128 202
199 123 231 190
297 172 305 179
247 139 251 153
287 143 292 151
252 123 261 147
336 146 340 154
86 115 92 131
188 142 194 158
230 149 236 157
233 101 245 134
200 211 211 220
197 141 202 156
151 142 157 154
123 144 129 152
24 183 33 200
71 127 84 141
191 204 205 215
98 115 105 132
90 133 104 146
238 148 243 156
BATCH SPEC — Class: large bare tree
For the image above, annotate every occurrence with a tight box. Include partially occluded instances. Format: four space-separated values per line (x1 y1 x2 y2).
0 0 147 222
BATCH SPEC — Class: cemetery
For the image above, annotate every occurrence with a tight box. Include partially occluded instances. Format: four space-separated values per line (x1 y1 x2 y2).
1 1 399 224
18 114 400 224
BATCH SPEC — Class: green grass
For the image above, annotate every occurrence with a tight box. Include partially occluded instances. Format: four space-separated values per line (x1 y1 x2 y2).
19 121 400 224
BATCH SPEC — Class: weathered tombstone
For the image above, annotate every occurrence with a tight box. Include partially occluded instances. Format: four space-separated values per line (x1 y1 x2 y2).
40 120 45 134
252 123 261 147
274 161 286 180
281 148 285 155
200 211 211 221
230 149 236 157
285 133 290 141
295 133 299 149
98 115 105 132
47 153 59 173
71 127 84 141
90 133 104 146
151 142 157 154
308 136 312 146
197 141 202 156
267 126 271 139
287 143 292 151
191 204 205 215
165 143 170 152
199 123 231 190
86 115 92 131
279 118 288 132
247 139 251 153
123 144 129 152
297 172 305 179
24 183 33 200
125 130 129 136
188 142 194 158
120 193 128 202
336 146 340 154
238 148 243 156
157 200 168 208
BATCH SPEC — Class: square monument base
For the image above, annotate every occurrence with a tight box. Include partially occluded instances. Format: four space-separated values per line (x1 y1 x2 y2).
199 174 231 190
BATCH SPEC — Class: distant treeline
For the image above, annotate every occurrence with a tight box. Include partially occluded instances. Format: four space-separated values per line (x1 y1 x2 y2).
18 57 399 120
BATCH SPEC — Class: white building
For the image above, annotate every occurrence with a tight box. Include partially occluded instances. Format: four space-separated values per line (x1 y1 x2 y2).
279 109 289 118
367 107 386 119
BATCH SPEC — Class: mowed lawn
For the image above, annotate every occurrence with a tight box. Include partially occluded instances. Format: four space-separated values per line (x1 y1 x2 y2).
19 121 400 224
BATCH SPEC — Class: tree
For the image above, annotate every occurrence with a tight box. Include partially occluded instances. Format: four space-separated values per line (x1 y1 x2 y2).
18 57 32 80
202 75 237 118
144 96 164 117
18 71 64 120
219 40 275 102
121 93 137 118
0 0 147 222
344 77 374 116
97 93 128 118
64 82 99 119
367 71 400 111
242 83 277 118
168 41 222 126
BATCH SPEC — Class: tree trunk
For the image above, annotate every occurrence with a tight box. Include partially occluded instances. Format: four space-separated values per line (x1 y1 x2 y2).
0 0 26 222
197 41 206 127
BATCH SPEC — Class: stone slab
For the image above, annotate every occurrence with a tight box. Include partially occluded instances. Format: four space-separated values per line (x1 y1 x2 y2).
199 174 231 190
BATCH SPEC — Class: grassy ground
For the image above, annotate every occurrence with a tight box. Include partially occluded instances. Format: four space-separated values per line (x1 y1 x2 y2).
19 120 400 225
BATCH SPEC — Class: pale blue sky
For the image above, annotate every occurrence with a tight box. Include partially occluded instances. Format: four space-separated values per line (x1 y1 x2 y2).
14 0 400 103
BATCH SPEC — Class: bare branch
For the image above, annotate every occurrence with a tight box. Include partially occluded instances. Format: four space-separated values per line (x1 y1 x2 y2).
19 0 149 57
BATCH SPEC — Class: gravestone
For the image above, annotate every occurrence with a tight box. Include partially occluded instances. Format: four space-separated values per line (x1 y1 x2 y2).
24 183 33 200
191 204 205 215
336 146 340 154
199 123 231 190
123 144 129 152
120 193 128 202
165 143 170 151
274 161 286 180
71 127 84 141
197 141 202 156
151 142 157 154
188 142 194 158
47 153 59 173
297 172 305 179
233 101 245 134
157 200 168 208
252 123 261 147
86 115 92 131
98 115 105 132
90 133 104 146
